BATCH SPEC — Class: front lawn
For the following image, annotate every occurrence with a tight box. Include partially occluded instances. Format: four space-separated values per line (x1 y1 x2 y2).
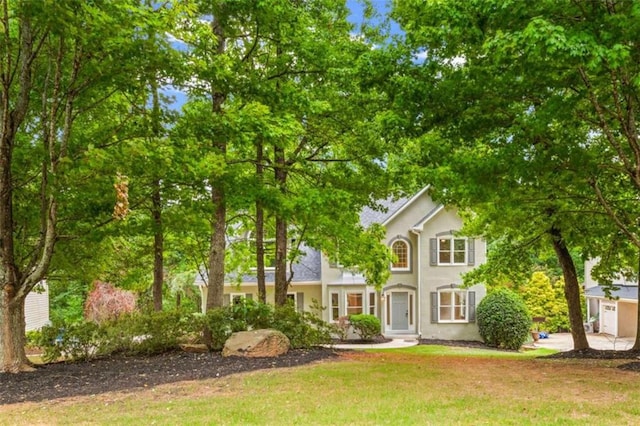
2 346 639 425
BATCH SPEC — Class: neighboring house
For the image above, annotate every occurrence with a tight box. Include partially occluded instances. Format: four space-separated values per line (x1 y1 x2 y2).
25 281 50 332
584 259 638 337
195 186 487 341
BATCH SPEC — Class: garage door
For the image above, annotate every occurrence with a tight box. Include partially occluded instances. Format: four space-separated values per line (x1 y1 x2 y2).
601 303 617 336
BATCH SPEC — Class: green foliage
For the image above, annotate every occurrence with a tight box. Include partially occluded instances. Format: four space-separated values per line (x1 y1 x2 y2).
49 280 87 324
272 304 333 349
348 314 381 341
36 310 204 362
477 289 531 350
37 321 105 363
520 272 571 333
203 300 333 351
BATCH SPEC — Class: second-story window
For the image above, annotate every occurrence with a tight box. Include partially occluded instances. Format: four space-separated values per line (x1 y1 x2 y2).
391 239 410 271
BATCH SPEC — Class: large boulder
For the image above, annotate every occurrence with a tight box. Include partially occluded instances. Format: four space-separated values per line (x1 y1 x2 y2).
222 329 290 358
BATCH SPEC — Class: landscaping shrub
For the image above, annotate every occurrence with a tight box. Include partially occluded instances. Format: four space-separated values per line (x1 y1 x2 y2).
37 320 107 362
476 288 531 350
349 314 381 341
84 281 137 323
333 316 350 341
204 307 237 351
272 304 333 348
36 310 203 362
203 300 331 350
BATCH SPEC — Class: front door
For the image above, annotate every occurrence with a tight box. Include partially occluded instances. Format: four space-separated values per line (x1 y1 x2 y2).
391 291 409 330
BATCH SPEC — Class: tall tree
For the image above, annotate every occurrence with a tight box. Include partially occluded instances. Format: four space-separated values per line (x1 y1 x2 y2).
388 0 640 349
0 1 167 372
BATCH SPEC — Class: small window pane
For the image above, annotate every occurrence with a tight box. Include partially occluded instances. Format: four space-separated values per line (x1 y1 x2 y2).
454 239 466 250
346 293 363 316
331 293 339 321
369 292 376 315
440 292 452 305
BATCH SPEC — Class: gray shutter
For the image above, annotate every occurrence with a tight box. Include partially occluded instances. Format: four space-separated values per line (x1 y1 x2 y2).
245 293 253 300
468 291 476 323
223 294 230 306
430 292 438 323
467 238 475 266
430 238 437 266
296 292 304 312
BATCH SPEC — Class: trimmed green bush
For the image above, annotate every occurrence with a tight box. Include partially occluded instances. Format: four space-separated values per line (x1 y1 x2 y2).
349 314 381 341
476 288 531 350
272 304 333 348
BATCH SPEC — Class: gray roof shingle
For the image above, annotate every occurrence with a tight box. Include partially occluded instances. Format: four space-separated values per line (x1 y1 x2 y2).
585 285 638 301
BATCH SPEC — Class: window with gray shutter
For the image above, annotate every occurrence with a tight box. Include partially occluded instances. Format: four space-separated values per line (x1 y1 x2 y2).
468 291 476 322
467 238 475 266
430 238 437 266
430 292 438 323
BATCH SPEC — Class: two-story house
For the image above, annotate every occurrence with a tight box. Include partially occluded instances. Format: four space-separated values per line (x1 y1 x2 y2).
196 186 487 341
322 186 486 340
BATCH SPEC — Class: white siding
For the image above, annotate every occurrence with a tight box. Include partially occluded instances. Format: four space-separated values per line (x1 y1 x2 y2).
25 282 50 331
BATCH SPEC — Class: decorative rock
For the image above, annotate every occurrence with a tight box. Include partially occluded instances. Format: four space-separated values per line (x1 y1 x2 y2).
180 343 209 353
222 329 290 358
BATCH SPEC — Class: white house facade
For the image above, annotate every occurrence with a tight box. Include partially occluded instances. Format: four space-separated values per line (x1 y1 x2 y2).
322 187 486 340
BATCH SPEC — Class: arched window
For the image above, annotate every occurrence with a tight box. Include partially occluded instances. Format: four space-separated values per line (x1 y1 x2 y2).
391 239 410 271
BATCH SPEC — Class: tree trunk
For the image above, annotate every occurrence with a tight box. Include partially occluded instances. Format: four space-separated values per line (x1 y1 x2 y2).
550 226 590 350
203 13 227 348
151 179 163 312
0 293 32 372
256 141 266 303
632 250 640 351
274 144 288 306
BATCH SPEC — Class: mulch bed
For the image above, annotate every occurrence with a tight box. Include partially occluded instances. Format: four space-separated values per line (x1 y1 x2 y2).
0 348 338 405
5 341 640 405
544 348 640 372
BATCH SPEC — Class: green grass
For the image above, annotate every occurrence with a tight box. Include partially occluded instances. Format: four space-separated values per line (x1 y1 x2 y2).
372 344 557 358
2 346 639 425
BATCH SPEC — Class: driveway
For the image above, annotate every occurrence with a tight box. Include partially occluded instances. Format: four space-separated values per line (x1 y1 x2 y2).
533 333 635 351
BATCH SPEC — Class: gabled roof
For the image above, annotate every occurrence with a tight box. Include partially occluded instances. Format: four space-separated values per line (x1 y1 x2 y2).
360 186 430 227
412 204 445 231
585 285 638 302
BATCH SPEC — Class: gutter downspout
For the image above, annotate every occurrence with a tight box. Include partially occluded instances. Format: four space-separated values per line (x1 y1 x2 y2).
411 227 422 338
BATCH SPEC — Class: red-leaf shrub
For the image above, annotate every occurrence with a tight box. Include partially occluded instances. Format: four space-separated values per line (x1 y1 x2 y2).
84 281 137 323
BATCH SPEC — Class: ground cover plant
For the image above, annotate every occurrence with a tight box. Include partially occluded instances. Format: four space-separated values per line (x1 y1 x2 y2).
4 345 640 425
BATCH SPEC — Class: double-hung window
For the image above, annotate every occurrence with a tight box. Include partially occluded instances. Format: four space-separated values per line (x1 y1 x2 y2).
431 287 476 324
438 237 467 265
438 290 468 322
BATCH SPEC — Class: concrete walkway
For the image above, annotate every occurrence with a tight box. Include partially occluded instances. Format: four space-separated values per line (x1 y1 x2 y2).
331 338 419 350
331 333 636 351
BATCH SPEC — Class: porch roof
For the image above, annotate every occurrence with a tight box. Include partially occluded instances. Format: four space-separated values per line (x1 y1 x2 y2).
585 285 638 302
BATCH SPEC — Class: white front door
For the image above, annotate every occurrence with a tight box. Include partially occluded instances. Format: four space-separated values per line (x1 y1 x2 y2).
601 302 617 336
